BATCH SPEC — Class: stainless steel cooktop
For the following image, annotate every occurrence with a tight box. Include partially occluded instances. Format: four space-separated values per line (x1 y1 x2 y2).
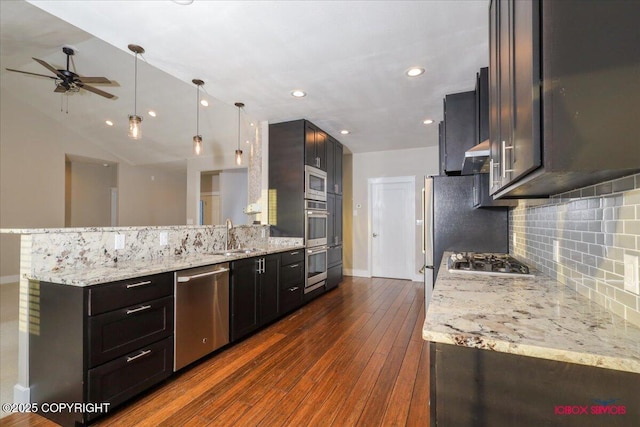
447 252 534 278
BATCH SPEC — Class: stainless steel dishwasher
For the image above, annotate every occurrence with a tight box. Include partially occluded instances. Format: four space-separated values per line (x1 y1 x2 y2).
174 263 229 371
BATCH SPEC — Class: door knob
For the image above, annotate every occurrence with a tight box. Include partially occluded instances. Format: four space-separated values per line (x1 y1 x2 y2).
373 233 378 237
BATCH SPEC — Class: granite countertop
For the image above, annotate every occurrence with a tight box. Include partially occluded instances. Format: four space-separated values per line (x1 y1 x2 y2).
26 244 305 287
423 252 640 374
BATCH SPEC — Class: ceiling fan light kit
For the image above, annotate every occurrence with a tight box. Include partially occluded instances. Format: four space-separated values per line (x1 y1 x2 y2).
5 46 115 99
128 44 145 140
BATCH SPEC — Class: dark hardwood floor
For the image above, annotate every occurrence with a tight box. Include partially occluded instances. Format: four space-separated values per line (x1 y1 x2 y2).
1 276 430 427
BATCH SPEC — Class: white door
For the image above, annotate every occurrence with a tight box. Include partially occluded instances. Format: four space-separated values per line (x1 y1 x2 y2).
370 177 414 279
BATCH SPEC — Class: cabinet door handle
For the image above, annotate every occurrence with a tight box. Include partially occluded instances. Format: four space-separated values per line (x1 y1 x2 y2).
126 280 152 289
290 251 299 255
126 349 152 363
289 286 299 292
126 305 151 315
501 140 514 178
289 264 299 268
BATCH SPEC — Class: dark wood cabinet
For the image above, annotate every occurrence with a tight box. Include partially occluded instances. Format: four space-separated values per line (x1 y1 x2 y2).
489 0 640 198
327 135 343 194
475 67 489 144
438 121 446 175
279 249 304 313
441 91 476 175
305 121 327 171
473 173 516 208
230 254 280 341
30 273 174 426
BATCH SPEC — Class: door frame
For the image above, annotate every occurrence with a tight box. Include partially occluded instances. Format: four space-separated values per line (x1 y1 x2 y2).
367 176 416 280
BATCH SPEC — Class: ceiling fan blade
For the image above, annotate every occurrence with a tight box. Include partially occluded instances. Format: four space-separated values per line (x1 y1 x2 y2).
77 76 111 84
79 83 115 99
32 57 64 79
5 68 58 79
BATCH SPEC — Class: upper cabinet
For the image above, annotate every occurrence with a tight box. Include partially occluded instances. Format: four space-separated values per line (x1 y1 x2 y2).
305 121 327 171
440 91 476 175
326 135 343 194
489 0 640 198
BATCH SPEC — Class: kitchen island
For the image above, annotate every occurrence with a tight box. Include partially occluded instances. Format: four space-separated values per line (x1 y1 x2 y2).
423 252 640 426
1 225 306 426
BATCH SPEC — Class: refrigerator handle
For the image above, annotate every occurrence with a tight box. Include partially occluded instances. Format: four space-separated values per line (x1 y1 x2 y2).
424 178 434 267
421 187 425 254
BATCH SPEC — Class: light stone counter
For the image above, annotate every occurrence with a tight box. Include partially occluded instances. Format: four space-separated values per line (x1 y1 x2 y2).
26 243 305 287
423 252 640 373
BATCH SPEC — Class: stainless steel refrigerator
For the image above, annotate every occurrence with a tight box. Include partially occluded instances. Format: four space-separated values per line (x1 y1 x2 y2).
423 175 509 308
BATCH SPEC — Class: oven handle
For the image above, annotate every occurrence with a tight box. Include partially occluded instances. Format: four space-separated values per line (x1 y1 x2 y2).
306 210 329 216
307 246 328 254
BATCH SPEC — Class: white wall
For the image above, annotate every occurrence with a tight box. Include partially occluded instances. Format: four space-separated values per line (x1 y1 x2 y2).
346 146 439 280
0 88 186 279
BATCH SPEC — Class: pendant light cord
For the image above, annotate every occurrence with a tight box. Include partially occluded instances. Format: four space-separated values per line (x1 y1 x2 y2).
237 106 241 150
133 53 138 116
196 84 200 135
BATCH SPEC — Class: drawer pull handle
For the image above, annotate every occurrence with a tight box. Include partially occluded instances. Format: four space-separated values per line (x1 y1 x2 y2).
289 286 299 291
126 349 151 363
126 280 152 289
290 251 299 255
126 305 151 315
289 264 300 268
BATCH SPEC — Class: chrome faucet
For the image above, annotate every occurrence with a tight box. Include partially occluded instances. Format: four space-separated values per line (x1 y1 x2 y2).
224 218 234 250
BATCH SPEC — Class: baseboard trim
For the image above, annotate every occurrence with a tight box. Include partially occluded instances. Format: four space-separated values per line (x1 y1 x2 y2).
13 384 29 404
0 275 19 285
345 269 370 278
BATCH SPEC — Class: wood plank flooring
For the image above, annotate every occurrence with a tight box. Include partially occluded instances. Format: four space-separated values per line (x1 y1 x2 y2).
1 276 430 427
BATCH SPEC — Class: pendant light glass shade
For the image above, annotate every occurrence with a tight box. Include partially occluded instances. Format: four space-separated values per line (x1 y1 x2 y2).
192 79 204 156
235 102 244 165
193 135 203 156
127 44 145 140
128 115 142 139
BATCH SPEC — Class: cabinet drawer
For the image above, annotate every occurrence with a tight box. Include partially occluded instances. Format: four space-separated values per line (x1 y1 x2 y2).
280 284 303 314
88 296 174 368
280 261 304 288
88 273 173 316
280 249 304 266
87 336 173 418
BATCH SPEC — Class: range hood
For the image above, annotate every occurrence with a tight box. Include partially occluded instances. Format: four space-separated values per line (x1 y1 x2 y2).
461 139 490 175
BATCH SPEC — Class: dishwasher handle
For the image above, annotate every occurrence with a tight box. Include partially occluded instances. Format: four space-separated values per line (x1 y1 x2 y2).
177 267 229 283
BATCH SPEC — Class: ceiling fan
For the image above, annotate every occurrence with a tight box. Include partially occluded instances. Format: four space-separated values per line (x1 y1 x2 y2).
5 46 116 99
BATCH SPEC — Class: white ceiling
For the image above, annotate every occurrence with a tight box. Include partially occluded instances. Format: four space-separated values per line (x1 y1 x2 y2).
1 0 489 170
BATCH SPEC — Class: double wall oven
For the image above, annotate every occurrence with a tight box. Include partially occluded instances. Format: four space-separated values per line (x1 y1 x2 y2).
304 166 328 295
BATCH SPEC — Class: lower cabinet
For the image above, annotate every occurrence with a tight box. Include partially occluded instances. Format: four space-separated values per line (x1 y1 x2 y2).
327 245 343 290
280 249 304 313
230 254 280 342
29 273 174 427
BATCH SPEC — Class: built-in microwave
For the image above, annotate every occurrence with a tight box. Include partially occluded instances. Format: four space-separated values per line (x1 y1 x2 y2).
304 165 327 202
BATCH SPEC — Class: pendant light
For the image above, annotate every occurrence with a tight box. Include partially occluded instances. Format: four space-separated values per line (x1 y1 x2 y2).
127 44 145 140
234 102 244 165
192 79 204 156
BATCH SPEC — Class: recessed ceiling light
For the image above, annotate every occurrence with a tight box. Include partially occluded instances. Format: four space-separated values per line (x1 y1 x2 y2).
250 122 255 127
102 163 109 167
423 119 434 125
291 90 306 98
148 110 157 117
406 67 425 77
172 0 194 5
105 120 114 126
200 99 209 107
340 130 350 135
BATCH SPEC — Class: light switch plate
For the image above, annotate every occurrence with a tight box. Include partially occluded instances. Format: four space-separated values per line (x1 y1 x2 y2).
159 232 168 246
623 254 639 295
553 240 560 262
114 234 125 250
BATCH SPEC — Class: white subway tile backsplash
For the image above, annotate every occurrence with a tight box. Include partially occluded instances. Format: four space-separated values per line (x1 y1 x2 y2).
511 173 640 327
